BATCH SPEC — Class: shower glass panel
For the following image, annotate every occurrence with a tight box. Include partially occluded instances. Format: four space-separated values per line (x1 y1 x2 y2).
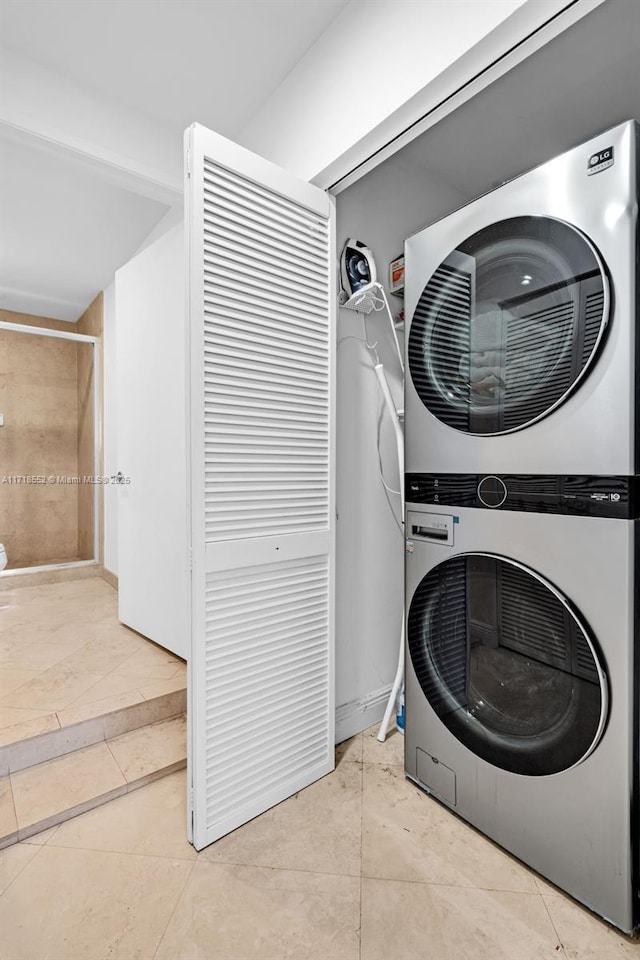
0 323 99 572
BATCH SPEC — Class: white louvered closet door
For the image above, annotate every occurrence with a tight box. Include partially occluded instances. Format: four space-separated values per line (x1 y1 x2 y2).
185 124 335 850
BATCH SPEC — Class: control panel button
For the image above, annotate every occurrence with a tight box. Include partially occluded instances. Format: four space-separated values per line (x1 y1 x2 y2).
477 475 508 508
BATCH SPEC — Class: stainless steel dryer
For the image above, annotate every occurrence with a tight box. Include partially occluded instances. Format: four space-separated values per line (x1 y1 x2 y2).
404 475 638 933
404 120 638 476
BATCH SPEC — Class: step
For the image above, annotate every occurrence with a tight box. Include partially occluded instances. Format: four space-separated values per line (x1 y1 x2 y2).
0 714 187 848
0 683 186 777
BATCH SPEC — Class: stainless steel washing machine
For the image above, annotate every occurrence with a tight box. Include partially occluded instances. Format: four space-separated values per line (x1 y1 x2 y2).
404 474 638 933
404 120 638 475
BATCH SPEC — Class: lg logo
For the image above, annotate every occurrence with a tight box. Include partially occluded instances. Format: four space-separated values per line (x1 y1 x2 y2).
587 146 614 175
611 493 621 502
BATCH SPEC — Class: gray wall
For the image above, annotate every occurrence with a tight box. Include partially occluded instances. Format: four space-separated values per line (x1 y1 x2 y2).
335 156 468 740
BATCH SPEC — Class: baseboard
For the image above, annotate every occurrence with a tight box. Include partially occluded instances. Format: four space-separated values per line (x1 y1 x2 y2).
0 562 101 591
335 684 392 744
101 567 118 590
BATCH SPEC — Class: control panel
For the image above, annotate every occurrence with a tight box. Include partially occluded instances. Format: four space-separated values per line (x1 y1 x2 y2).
406 474 639 519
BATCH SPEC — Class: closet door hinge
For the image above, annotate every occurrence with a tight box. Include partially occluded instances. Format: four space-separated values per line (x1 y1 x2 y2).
186 148 191 178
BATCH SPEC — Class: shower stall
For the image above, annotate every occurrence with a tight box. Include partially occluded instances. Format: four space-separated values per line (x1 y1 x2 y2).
0 319 100 574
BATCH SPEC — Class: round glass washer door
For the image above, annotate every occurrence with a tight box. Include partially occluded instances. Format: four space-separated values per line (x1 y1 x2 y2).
408 554 608 776
408 216 610 435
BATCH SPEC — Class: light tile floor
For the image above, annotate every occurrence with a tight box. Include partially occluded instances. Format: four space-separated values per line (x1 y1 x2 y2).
1 726 637 960
0 577 186 747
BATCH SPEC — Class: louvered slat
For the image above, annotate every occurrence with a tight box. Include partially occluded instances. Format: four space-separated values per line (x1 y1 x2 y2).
203 557 329 828
202 158 329 542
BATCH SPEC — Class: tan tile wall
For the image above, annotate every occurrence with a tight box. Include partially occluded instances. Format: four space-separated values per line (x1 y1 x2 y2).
75 294 103 562
0 319 80 567
0 300 104 568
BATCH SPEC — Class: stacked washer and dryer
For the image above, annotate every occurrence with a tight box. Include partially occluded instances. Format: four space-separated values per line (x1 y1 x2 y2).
403 120 638 934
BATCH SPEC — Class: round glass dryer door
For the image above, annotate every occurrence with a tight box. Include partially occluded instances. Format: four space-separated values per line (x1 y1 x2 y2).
408 555 608 776
408 217 609 434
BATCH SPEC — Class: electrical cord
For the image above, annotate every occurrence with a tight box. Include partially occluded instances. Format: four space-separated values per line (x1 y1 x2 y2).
375 383 404 535
337 328 403 532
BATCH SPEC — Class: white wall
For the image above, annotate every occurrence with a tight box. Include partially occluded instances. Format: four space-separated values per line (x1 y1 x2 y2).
334 154 469 738
132 204 184 258
101 204 186 576
114 225 188 658
239 0 529 181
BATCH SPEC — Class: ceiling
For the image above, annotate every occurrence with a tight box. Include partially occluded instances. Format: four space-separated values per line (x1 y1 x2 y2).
0 0 349 321
0 136 170 321
0 0 349 139
2 0 638 324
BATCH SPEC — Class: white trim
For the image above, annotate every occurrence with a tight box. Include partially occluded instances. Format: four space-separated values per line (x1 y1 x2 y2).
327 192 337 762
335 684 393 744
93 339 102 562
185 125 198 846
0 321 98 344
0 559 99 578
1 321 101 564
318 0 607 195
0 119 181 208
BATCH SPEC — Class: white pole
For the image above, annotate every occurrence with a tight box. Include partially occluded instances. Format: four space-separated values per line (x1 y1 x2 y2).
373 363 404 505
373 362 405 742
378 615 405 743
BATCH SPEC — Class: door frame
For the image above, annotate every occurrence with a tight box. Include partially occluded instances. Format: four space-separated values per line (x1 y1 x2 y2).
317 0 606 195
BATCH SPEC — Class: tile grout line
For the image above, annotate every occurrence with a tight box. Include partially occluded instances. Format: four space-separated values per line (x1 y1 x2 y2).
50 640 157 713
0 708 61 745
0 836 48 897
152 858 198 960
105 714 187 788
104 737 129 783
39 838 197 863
358 872 551 893
35 823 60 846
539 890 569 959
193 856 362 880
5 774 18 846
4 594 157 716
4 620 102 680
60 649 184 714
0 670 42 703
125 759 187 797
